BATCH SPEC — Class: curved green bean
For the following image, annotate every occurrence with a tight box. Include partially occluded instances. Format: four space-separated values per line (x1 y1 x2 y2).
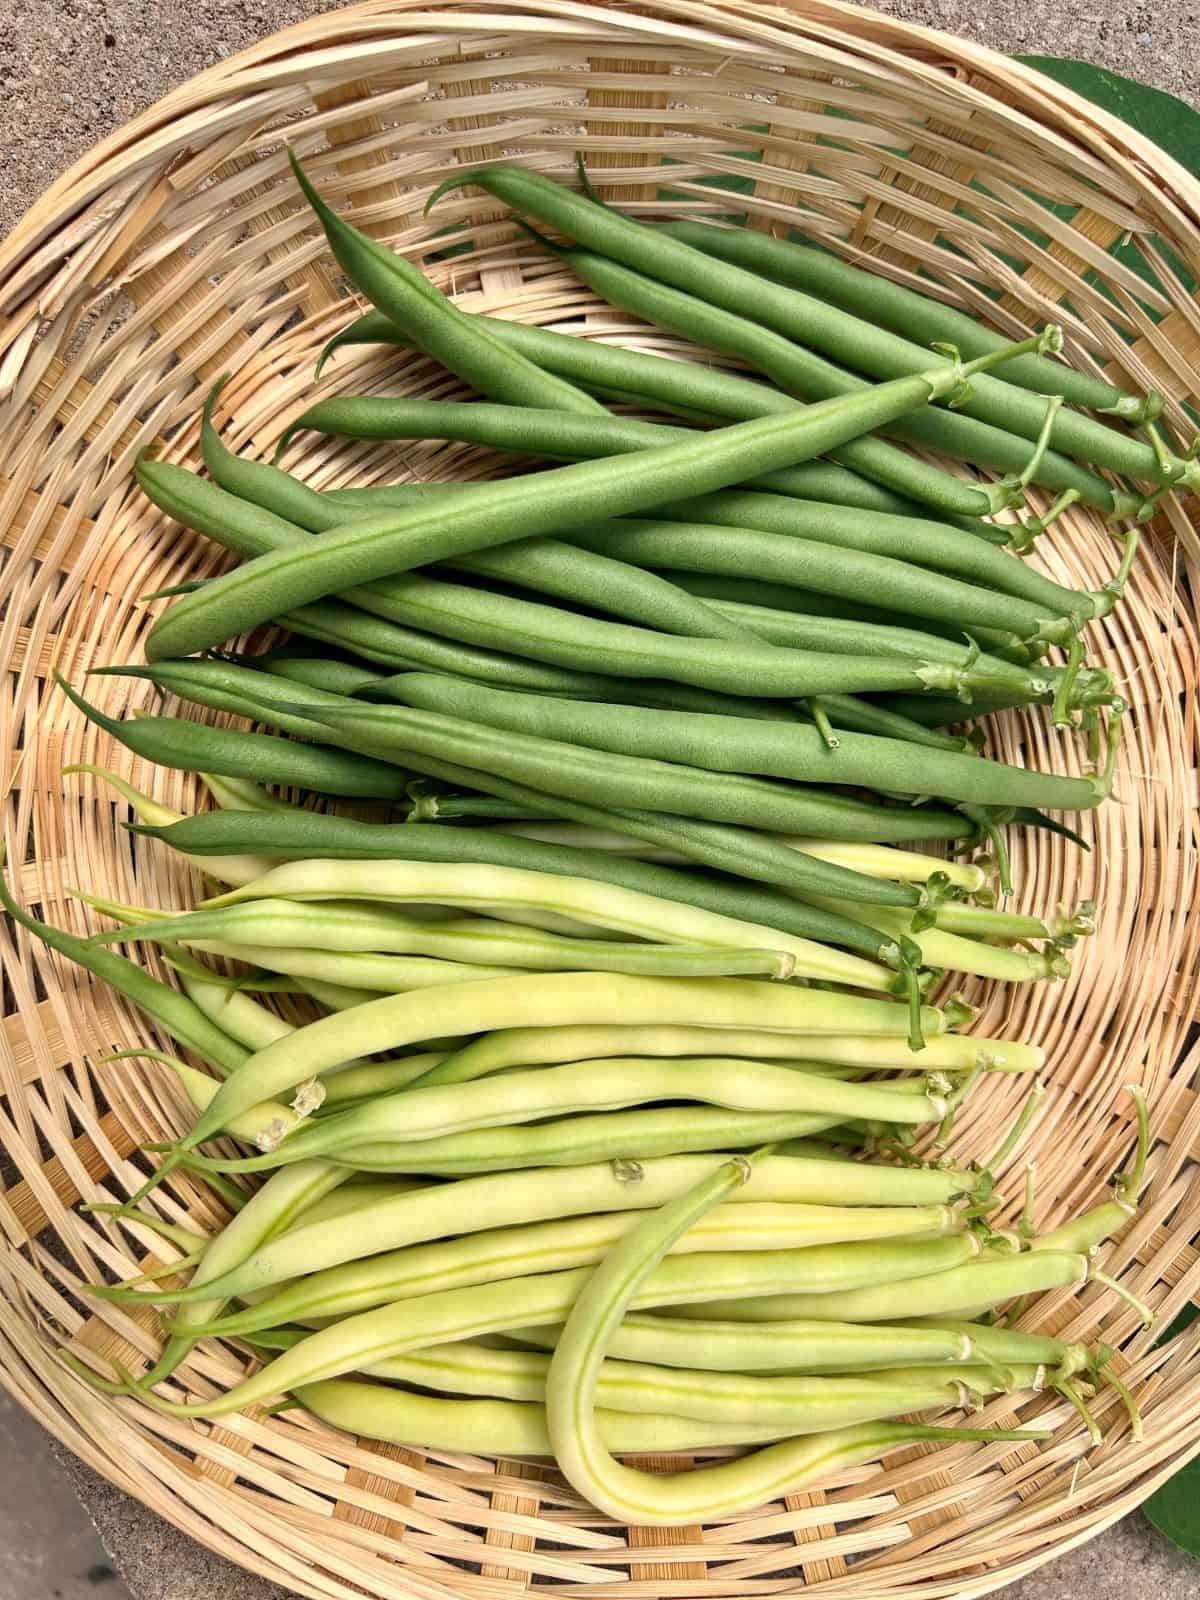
540 1153 1006 1521
112 1231 980 1418
341 1341 1016 1425
99 901 798 984
289 153 603 415
294 1378 801 1454
328 1105 884 1174
420 1021 1039 1090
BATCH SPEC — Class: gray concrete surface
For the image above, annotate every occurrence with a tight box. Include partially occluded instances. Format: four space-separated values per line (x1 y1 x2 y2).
1 1 1197 1596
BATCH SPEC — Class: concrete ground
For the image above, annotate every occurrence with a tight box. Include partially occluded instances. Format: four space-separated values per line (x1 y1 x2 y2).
1 0 1197 1595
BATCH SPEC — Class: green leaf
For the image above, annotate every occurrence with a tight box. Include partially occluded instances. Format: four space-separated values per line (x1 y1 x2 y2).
1143 1299 1200 1555
1016 57 1200 176
1145 1462 1200 1559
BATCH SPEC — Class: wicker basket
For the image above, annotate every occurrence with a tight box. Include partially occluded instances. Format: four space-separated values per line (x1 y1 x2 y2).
2 1 1199 1594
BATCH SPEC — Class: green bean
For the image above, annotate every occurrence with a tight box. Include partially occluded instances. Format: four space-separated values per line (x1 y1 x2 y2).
59 680 413 801
0 848 249 1080
200 866 912 1011
243 696 999 916
97 901 800 985
389 672 1104 811
366 1348 1033 1426
282 392 993 532
178 971 950 1156
251 645 799 726
97 869 892 991
133 1151 977 1309
672 1249 1091 1323
171 1200 961 1338
327 1340 1012 1426
564 520 1079 645
308 567 1017 695
286 396 1095 620
659 221 1158 421
325 652 960 766
435 166 1173 494
211 411 756 649
174 1057 948 1176
117 652 985 857
693 598 1111 709
633 493 1104 621
328 560 1074 691
129 811 978 1020
319 308 1018 521
113 1230 980 1418
495 825 987 891
138 461 669 698
294 1377 803 1453
200 857 903 975
313 484 1055 669
421 1022 1039 1089
289 154 603 415
145 329 1063 660
328 1106 896 1174
537 240 1131 514
539 1152 1016 1521
193 939 533 992
515 1313 1083 1376
662 570 1042 664
65 765 276 888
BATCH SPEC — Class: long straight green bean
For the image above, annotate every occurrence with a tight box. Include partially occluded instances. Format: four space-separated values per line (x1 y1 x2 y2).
172 1056 948 1176
96 863 894 990
326 1104 878 1175
319 308 1021 520
417 1022 1040 1090
171 1200 962 1338
389 672 1105 811
145 329 1064 659
127 1151 979 1308
334 1340 1013 1425
673 1250 1090 1323
118 901 795 983
284 396 1096 619
657 220 1155 420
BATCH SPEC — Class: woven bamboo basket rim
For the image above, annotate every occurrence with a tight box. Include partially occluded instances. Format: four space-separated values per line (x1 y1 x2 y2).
2 2 1200 1596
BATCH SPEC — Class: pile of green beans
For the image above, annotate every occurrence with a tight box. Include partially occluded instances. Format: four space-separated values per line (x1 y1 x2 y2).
38 153 1158 1525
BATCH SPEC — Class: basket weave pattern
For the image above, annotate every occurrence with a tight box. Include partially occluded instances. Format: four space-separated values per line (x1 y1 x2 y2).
2 2 1200 1595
